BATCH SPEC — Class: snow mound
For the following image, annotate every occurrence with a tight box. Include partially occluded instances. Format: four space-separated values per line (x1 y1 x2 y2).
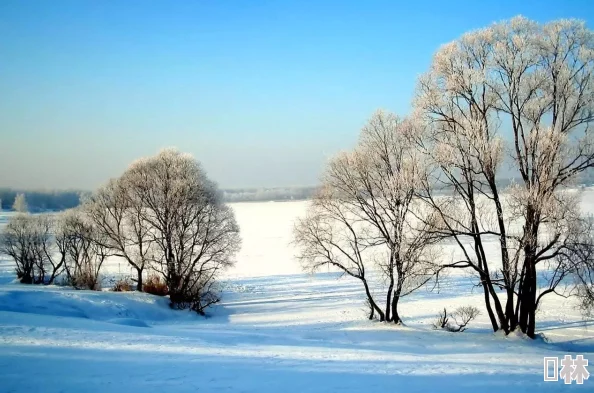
107 318 151 328
0 285 197 326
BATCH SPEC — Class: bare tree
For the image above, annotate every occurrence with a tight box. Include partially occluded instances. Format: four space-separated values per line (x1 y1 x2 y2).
433 306 480 332
12 193 28 213
84 179 154 291
451 306 481 332
414 16 594 337
0 214 65 284
559 216 594 316
120 149 241 314
295 110 440 324
59 209 109 290
1 214 37 283
36 214 66 284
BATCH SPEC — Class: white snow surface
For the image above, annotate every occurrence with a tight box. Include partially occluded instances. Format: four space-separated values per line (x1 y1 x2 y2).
0 194 593 392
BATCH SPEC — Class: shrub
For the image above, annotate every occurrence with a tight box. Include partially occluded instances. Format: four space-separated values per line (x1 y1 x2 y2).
433 306 480 332
433 308 450 330
143 275 168 296
70 269 102 291
169 279 220 316
112 279 133 292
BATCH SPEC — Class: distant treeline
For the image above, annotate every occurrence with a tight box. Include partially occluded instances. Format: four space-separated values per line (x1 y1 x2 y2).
1 173 592 211
223 175 594 201
222 186 318 203
0 189 88 212
0 187 318 211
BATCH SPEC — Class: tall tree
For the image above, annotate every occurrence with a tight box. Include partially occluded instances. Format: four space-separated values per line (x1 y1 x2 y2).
295 110 440 323
414 16 594 337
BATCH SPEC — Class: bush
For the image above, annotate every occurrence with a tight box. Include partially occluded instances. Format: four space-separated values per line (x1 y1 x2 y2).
143 275 168 296
169 279 220 316
433 308 450 330
70 269 102 291
433 306 480 332
112 279 133 292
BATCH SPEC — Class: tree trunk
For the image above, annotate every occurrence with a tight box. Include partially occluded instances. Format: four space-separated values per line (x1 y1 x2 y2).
385 280 394 322
47 271 57 285
136 268 144 292
385 253 395 322
486 279 509 333
521 260 537 338
46 254 65 286
480 275 499 332
518 278 529 333
518 208 539 339
506 288 517 331
475 235 509 333
363 280 384 321
489 177 516 332
391 288 402 324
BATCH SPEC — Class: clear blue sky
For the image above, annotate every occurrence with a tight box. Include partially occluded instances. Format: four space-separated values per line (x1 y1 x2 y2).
1 0 593 190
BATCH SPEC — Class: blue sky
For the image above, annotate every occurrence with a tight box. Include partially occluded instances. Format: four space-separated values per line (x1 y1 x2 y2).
1 0 593 190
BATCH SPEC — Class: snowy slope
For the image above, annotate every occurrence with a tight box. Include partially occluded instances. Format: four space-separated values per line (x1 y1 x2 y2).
0 195 593 392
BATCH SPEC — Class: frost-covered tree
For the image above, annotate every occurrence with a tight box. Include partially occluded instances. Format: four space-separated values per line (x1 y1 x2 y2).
59 209 109 290
414 16 594 337
84 179 155 291
119 149 241 314
12 193 28 213
0 214 65 284
294 110 440 323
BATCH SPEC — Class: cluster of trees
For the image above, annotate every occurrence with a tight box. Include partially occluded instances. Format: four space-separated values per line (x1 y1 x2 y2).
0 189 84 212
0 149 241 314
295 17 594 338
0 210 110 289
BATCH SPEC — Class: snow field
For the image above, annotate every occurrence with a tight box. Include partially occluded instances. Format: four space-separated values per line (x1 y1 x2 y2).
0 193 592 392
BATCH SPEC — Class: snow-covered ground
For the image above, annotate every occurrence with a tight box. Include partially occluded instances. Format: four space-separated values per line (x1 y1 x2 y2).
0 195 593 392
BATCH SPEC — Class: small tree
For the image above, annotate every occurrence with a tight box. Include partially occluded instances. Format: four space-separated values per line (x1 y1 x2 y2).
12 193 28 213
59 209 108 290
0 214 36 283
295 110 440 323
0 214 65 284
